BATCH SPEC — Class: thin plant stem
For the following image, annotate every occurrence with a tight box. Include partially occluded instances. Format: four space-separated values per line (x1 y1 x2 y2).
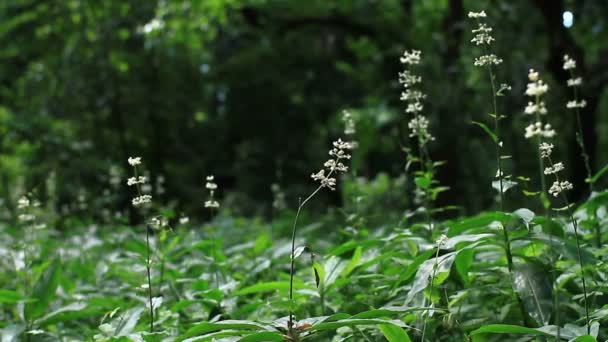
546 156 590 334
133 166 154 333
484 59 529 327
421 243 442 341
287 186 323 333
145 224 154 332
287 155 345 335
569 69 593 194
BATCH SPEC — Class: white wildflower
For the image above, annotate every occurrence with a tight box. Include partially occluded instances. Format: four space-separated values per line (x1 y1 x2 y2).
132 195 152 207
128 157 142 166
563 55 576 70
406 102 424 114
18 213 35 222
549 180 573 197
342 110 356 135
204 200 220 208
544 162 565 175
539 143 554 158
525 80 549 97
474 54 503 67
566 100 587 109
408 115 435 144
17 196 30 209
524 101 547 115
400 50 421 65
524 122 556 139
567 77 582 87
398 71 422 86
127 176 147 186
528 69 539 82
436 234 448 246
179 216 189 224
468 11 486 18
471 23 495 45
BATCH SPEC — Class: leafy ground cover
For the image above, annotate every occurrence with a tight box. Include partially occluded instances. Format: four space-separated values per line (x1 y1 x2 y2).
1 189 607 341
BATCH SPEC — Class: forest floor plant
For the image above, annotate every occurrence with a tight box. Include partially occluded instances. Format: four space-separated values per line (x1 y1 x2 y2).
398 49 439 231
127 156 156 333
287 138 353 340
468 10 529 326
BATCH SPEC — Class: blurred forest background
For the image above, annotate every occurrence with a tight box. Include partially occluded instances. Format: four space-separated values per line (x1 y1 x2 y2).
1 0 607 221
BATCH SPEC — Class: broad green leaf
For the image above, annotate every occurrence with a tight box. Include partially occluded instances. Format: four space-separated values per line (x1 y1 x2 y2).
0 290 24 304
180 320 273 340
312 318 407 331
239 331 285 341
235 282 311 296
25 258 61 320
379 324 411 342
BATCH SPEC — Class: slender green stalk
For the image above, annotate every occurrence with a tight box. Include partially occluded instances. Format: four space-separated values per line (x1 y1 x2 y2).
421 241 442 341
568 69 593 194
485 61 529 327
546 156 590 334
288 187 323 334
133 166 154 333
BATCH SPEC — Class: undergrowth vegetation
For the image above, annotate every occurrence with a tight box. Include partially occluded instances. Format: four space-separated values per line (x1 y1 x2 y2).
3 8 608 342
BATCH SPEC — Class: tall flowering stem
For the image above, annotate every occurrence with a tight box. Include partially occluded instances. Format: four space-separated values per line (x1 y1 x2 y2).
524 69 555 215
563 55 592 193
398 50 436 228
539 143 591 334
127 157 155 333
287 139 352 336
204 175 221 287
469 10 529 326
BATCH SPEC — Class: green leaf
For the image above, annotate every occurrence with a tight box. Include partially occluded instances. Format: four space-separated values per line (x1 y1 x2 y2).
571 336 597 342
239 331 285 341
341 246 362 277
455 248 474 284
472 121 498 143
0 290 24 304
586 162 608 184
180 320 273 340
25 258 61 320
379 324 412 342
414 176 431 189
471 324 553 341
235 282 311 296
312 318 407 331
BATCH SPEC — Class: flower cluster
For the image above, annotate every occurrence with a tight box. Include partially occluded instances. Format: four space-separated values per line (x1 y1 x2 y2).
539 142 553 158
473 54 502 67
566 100 587 109
17 195 37 222
204 175 220 208
436 234 448 247
469 11 502 67
563 55 576 70
311 139 352 190
127 156 153 207
523 69 556 139
132 195 152 206
544 162 564 175
342 110 356 136
524 122 556 139
549 181 574 197
399 50 434 145
539 145 574 197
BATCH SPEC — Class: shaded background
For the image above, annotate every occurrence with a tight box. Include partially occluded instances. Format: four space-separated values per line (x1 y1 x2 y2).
1 0 607 221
